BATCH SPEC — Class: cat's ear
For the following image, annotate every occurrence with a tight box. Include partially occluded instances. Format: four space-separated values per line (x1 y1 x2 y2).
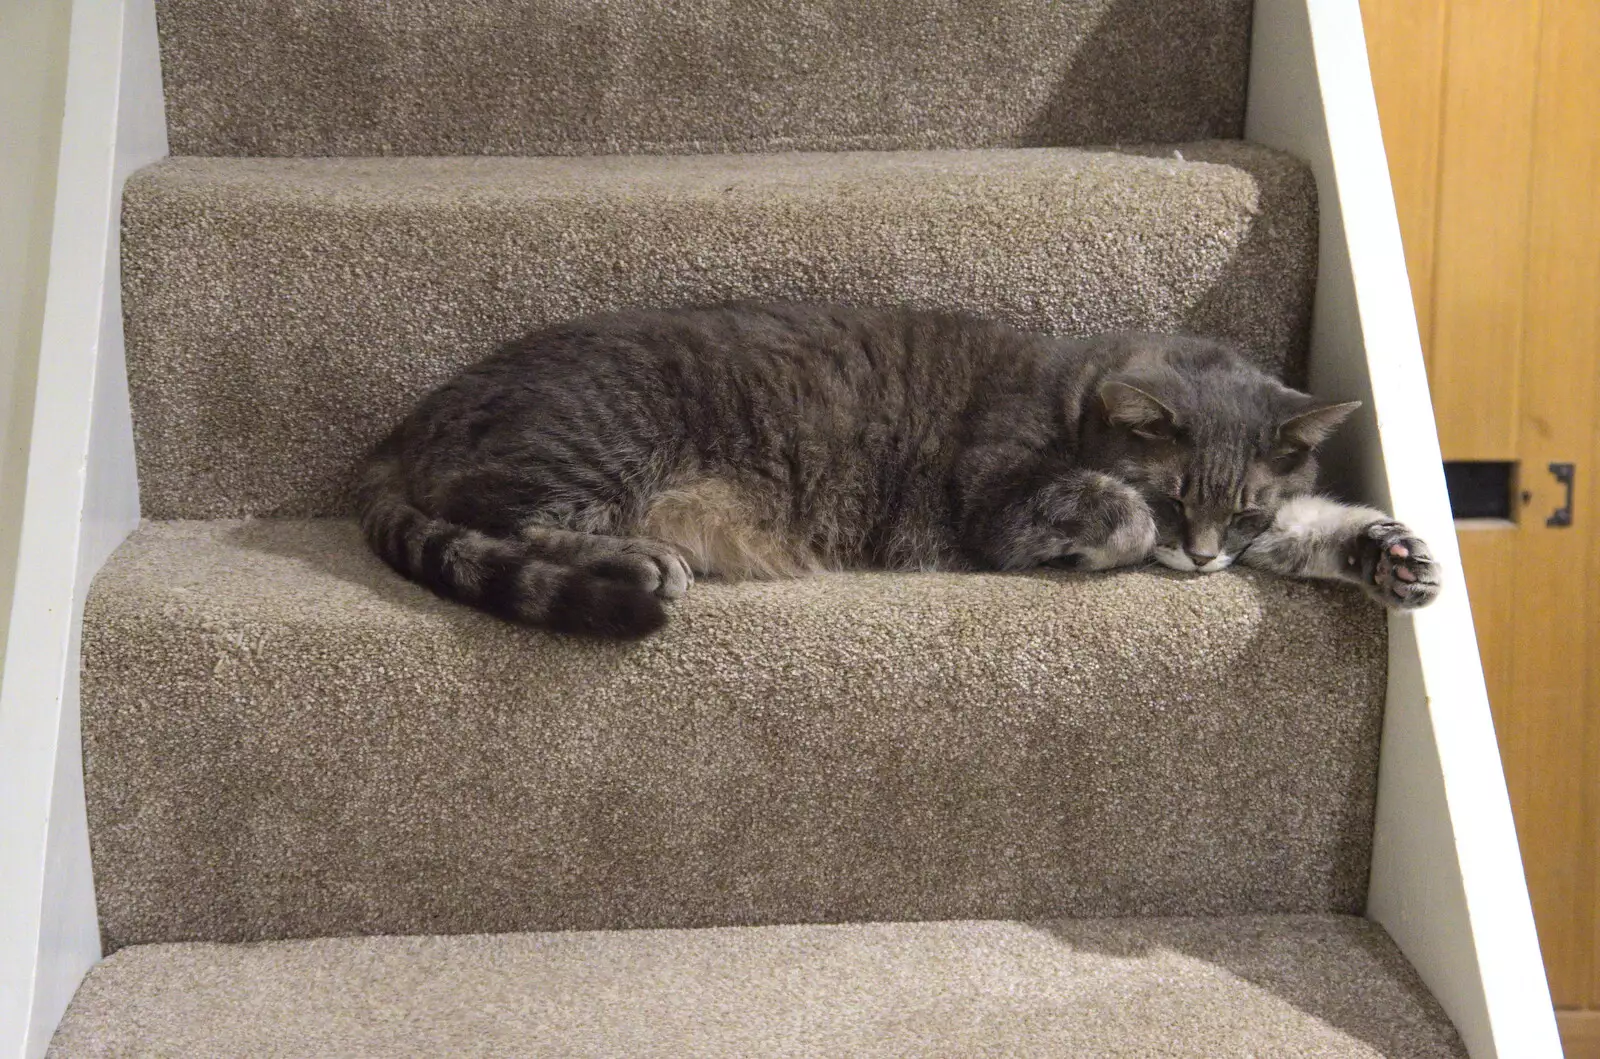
1277 400 1361 452
1099 381 1180 441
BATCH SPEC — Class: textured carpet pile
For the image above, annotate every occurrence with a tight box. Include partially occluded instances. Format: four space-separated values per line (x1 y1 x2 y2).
49 917 1466 1057
49 1 1463 1053
153 0 1254 157
120 143 1317 519
84 520 1385 951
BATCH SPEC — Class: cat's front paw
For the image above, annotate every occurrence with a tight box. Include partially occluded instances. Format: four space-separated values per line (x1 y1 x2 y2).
1353 521 1440 609
1066 476 1157 571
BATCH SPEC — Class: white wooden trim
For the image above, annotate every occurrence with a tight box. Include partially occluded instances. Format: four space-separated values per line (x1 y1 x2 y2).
1247 2 1561 1056
0 1 163 1056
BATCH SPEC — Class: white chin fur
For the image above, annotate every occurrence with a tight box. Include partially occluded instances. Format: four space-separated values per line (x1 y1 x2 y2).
1154 547 1233 574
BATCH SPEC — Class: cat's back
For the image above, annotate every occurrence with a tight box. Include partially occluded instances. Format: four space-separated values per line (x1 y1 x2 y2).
449 301 1049 426
389 302 1081 497
497 301 1029 379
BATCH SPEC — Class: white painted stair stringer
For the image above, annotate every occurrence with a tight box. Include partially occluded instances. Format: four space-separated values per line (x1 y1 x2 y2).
0 1 164 1056
1246 2 1561 1056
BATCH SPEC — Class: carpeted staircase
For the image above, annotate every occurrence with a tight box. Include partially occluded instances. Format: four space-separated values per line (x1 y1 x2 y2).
49 1 1469 1055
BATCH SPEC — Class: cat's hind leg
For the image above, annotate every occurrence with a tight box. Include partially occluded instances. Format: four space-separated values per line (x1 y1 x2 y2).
637 477 823 580
519 525 694 600
522 475 814 596
356 473 671 636
1241 495 1441 608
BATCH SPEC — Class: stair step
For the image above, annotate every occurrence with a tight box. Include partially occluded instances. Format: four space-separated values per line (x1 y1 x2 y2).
49 916 1464 1057
119 143 1317 519
84 519 1385 950
154 0 1253 157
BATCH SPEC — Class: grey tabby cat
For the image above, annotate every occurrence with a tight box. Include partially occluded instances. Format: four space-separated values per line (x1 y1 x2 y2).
358 303 1440 637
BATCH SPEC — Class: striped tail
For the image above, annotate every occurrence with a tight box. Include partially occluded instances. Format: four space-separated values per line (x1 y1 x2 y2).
354 450 667 638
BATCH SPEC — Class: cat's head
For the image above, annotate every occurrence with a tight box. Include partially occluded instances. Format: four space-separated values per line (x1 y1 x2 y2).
1092 340 1359 573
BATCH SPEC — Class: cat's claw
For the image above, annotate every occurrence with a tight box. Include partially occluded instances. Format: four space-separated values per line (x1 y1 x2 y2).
1358 521 1440 609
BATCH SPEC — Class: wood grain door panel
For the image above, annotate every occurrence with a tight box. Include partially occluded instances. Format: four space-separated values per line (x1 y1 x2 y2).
1361 0 1600 1037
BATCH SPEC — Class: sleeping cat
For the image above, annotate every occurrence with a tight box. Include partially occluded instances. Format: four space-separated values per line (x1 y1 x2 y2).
357 302 1439 637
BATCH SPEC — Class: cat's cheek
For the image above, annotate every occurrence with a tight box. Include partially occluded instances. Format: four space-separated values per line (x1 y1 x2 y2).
1146 509 1184 558
1223 525 1264 563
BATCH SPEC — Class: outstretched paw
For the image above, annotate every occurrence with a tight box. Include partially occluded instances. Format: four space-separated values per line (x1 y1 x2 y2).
1354 521 1440 609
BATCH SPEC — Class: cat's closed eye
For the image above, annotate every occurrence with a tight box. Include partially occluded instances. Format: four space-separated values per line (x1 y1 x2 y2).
1232 508 1270 531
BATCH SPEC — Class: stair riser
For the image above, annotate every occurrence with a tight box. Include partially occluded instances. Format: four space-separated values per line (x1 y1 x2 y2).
120 145 1317 519
154 0 1252 157
83 521 1383 950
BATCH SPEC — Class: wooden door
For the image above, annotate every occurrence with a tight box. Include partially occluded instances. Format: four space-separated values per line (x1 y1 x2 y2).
1360 1 1600 1053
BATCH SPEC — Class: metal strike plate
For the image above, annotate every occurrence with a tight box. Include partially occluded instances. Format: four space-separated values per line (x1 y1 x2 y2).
1546 462 1575 527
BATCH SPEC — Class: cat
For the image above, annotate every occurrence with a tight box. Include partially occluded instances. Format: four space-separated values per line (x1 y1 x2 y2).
356 302 1440 637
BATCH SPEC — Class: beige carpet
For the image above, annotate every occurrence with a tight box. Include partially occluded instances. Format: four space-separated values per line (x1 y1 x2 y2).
47 0 1473 1053
120 143 1316 519
84 519 1385 952
152 0 1253 157
49 916 1465 1057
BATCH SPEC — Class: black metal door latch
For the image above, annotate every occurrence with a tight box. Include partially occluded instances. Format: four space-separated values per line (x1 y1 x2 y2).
1546 462 1575 527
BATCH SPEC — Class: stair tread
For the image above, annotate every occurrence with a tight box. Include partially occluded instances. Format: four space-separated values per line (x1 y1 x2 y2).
49 915 1464 1058
154 0 1252 157
119 141 1317 519
84 519 1385 949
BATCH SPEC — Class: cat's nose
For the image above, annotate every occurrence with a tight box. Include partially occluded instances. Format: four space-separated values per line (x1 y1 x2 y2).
1184 547 1218 568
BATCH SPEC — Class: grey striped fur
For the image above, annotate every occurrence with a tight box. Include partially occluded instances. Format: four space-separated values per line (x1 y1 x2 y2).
357 303 1438 636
